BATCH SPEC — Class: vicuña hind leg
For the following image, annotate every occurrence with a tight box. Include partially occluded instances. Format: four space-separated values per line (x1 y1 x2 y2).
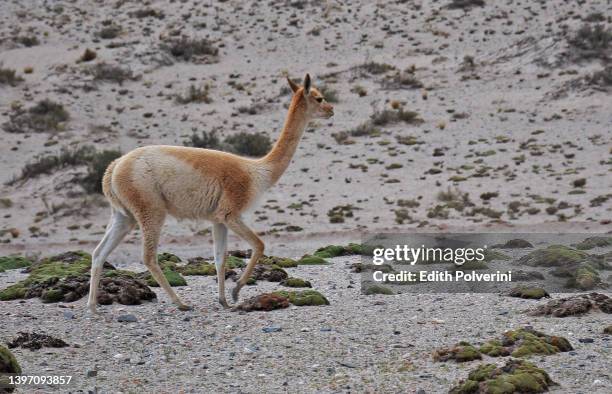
225 217 264 302
87 209 135 313
139 213 192 311
213 222 230 308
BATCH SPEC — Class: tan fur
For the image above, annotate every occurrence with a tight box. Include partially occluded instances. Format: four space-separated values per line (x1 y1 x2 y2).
87 73 334 312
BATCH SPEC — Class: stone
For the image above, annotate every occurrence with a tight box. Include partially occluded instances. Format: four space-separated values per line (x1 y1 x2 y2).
117 314 138 323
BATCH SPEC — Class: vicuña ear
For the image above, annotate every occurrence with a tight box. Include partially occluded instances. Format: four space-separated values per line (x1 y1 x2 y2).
303 73 311 95
287 77 300 93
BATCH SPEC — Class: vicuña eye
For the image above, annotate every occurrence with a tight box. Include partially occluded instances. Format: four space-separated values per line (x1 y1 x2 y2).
315 97 323 103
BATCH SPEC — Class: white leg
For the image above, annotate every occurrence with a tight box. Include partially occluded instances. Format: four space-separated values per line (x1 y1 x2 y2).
87 210 135 313
225 217 264 302
213 223 229 308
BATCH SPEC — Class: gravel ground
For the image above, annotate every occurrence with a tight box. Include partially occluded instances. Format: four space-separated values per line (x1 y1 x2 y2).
1 252 610 394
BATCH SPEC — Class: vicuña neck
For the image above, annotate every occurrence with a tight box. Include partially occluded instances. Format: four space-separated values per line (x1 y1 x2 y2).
259 93 308 185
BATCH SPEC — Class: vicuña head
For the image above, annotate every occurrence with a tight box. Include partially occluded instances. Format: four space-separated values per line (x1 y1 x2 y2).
87 73 333 313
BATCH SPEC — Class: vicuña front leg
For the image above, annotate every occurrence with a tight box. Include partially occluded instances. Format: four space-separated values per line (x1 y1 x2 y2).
87 210 135 314
226 217 264 302
140 215 192 311
213 222 230 308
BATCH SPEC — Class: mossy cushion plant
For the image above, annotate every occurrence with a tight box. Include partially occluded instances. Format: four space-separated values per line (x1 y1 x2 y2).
0 345 22 392
258 255 298 268
0 251 92 301
519 245 589 267
313 243 373 258
143 267 187 287
0 256 32 273
363 284 394 295
272 290 329 306
433 341 482 363
449 359 555 394
508 286 550 300
297 255 329 265
479 328 572 358
281 277 312 288
574 236 612 250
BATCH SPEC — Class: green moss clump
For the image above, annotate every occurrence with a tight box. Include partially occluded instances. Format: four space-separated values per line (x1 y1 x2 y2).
0 256 32 273
226 255 245 268
508 286 550 299
180 262 217 276
259 255 297 268
157 252 181 263
297 255 329 265
479 328 572 359
313 243 374 258
0 344 22 391
433 342 482 363
272 290 329 306
504 328 573 357
450 359 555 394
570 265 602 290
574 236 612 250
363 284 394 295
41 288 64 303
0 251 92 301
145 268 187 287
104 269 137 278
519 245 589 267
281 277 312 288
479 339 509 357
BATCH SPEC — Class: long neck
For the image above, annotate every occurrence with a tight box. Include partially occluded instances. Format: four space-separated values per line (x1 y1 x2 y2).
259 93 309 185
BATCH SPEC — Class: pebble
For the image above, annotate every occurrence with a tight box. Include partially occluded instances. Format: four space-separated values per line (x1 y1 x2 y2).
63 310 75 319
578 338 594 343
262 326 282 333
117 314 138 323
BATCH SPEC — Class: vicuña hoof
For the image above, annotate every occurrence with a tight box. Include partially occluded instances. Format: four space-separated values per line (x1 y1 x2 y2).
219 298 231 309
178 304 193 311
231 284 243 302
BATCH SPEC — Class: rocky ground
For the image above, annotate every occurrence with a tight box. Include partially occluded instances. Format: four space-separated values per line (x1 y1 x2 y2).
0 248 611 393
0 0 611 393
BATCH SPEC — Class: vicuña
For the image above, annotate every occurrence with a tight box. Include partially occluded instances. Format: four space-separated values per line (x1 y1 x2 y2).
87 73 334 312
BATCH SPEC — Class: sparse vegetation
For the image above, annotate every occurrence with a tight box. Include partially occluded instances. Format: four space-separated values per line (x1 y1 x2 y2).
184 130 222 150
224 132 271 157
318 84 339 103
89 63 136 85
161 37 219 62
78 48 97 63
447 0 485 10
355 61 396 76
0 64 23 86
80 149 122 193
96 23 122 40
567 24 612 62
8 145 119 192
587 66 612 88
3 99 69 134
176 84 212 104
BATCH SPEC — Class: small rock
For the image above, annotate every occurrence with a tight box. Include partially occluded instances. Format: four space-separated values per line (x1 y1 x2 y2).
117 314 138 323
86 370 97 378
63 310 75 320
578 338 594 343
262 326 282 333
